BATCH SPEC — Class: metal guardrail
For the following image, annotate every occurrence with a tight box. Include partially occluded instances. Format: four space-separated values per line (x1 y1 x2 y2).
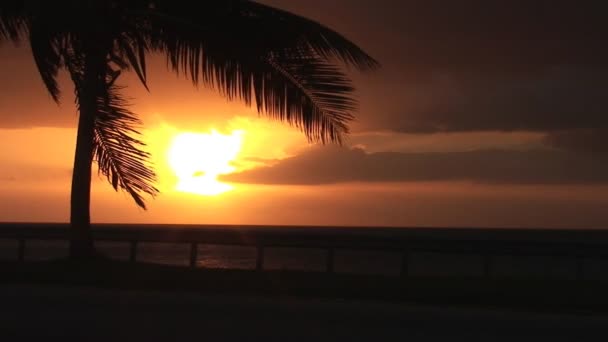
1 223 607 279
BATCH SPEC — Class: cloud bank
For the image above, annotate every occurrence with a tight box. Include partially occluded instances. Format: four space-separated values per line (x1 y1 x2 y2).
223 146 608 185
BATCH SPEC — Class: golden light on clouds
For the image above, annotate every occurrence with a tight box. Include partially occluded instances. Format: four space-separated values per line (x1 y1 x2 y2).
143 115 309 196
167 130 243 196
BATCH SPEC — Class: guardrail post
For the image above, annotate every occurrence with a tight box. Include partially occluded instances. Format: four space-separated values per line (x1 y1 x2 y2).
400 250 409 277
189 243 198 268
129 241 138 263
256 246 264 271
326 248 335 273
17 238 25 262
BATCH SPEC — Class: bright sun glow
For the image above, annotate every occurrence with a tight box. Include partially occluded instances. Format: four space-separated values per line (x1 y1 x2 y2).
167 130 243 196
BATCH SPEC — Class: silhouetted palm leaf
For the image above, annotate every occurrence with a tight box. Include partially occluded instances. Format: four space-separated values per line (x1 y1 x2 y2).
0 0 378 211
145 1 377 143
0 2 26 42
115 31 150 90
92 85 158 209
29 28 62 102
64 47 158 209
259 51 356 143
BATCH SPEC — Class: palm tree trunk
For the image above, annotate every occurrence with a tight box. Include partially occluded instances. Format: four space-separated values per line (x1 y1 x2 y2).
69 105 95 258
69 54 102 259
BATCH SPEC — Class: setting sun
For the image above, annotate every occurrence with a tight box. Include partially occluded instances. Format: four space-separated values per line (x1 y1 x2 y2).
167 130 243 196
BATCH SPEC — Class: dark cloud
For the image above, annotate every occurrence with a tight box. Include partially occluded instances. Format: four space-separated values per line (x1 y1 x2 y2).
263 0 608 68
2 0 607 150
240 156 281 164
264 0 608 151
545 129 608 154
222 146 608 185
361 68 608 134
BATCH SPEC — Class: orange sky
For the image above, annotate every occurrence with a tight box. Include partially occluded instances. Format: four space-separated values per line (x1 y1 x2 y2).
1 93 607 228
1 1 607 228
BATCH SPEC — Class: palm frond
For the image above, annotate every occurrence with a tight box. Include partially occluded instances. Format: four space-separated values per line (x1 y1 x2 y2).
142 0 376 143
63 39 157 209
92 84 158 209
232 1 380 70
29 26 62 102
256 51 356 143
0 2 27 43
115 32 149 90
147 1 378 70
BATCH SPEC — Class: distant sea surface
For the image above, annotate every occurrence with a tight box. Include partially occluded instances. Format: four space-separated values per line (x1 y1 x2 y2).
0 239 404 275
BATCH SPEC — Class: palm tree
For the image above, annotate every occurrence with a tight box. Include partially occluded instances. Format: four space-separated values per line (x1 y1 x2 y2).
0 1 378 259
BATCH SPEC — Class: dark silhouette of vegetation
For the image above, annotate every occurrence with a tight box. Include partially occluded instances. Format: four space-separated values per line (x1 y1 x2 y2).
0 1 378 259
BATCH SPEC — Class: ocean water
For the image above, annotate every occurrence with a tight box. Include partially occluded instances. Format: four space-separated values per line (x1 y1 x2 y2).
0 239 402 274
2 238 607 279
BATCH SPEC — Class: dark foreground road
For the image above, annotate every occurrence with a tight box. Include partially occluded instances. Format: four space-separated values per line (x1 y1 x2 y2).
1 284 606 341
